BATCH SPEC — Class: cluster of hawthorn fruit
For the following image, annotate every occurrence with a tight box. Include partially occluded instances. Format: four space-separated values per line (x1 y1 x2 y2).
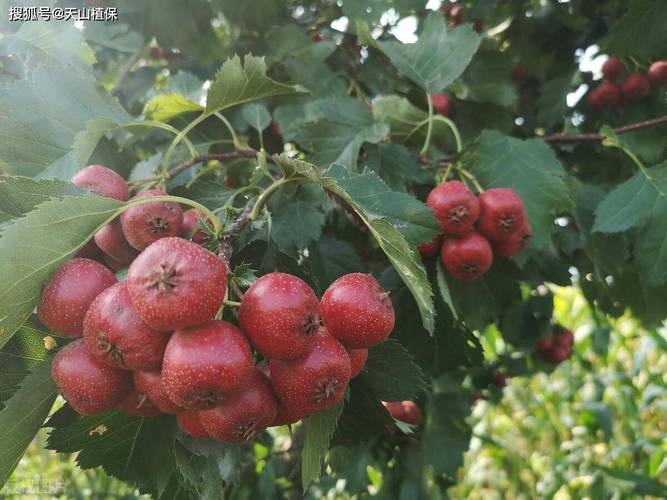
587 58 667 109
420 181 531 281
38 165 399 443
537 327 574 365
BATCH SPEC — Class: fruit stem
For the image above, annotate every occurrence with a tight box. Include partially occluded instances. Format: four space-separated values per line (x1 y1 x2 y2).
213 112 245 150
420 93 435 155
431 115 462 153
458 167 485 193
224 300 241 307
124 121 199 159
249 177 302 220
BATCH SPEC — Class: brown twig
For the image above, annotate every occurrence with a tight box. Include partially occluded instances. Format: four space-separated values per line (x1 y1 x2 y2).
542 114 667 143
167 151 264 179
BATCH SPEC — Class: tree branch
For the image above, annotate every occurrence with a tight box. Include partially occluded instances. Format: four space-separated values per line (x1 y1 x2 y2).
542 114 667 143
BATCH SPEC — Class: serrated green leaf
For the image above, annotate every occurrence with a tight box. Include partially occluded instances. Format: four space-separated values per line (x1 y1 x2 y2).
536 75 574 128
605 0 667 60
301 402 344 490
467 130 572 249
0 316 50 406
0 66 129 177
0 358 57 488
271 200 326 255
358 339 428 401
47 410 178 496
171 180 235 211
205 55 303 115
242 103 271 133
593 163 667 285
0 176 84 227
145 94 204 122
597 466 667 497
363 143 430 192
84 22 145 53
464 50 517 107
373 14 481 93
0 195 123 348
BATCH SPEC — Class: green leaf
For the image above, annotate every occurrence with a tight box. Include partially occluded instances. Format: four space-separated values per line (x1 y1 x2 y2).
1 21 94 69
597 466 667 497
171 180 234 211
145 94 204 122
358 339 429 401
423 388 471 479
536 75 574 128
0 176 83 227
0 358 57 488
0 66 129 177
242 103 272 133
593 163 667 285
84 23 145 53
271 200 326 256
467 130 572 250
47 410 178 497
0 316 50 406
372 14 481 93
464 50 517 107
363 143 430 192
205 55 303 115
294 98 389 167
605 0 667 60
301 402 344 490
274 155 436 333
0 195 123 348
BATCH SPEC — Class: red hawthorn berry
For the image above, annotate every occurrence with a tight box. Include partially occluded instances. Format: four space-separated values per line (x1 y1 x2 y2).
473 19 484 34
75 238 103 260
491 220 532 258
536 335 554 355
448 4 463 25
271 122 282 137
347 348 369 378
383 401 422 426
586 87 605 109
441 232 493 281
544 346 570 364
94 219 139 264
594 81 622 107
601 57 624 82
37 258 117 337
554 328 574 349
311 31 324 42
491 370 507 387
177 410 210 439
133 370 182 414
620 73 651 101
431 92 452 116
648 61 667 85
127 237 228 331
238 272 320 360
119 389 163 417
426 181 481 236
162 320 254 410
269 330 351 415
272 402 309 427
441 3 454 16
181 209 211 245
83 282 170 371
199 370 278 443
476 188 526 241
418 234 443 257
52 339 132 416
71 164 129 201
320 273 395 349
103 253 128 272
120 189 183 251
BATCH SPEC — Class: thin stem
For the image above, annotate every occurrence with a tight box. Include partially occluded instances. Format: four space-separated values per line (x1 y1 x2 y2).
249 177 302 220
431 115 462 153
224 300 241 307
161 112 210 175
458 167 484 193
543 114 667 143
124 121 198 158
168 151 261 179
420 93 434 155
442 162 454 182
213 112 244 150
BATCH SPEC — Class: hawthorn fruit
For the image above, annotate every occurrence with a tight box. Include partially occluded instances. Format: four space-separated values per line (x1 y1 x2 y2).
601 57 624 82
162 320 254 410
177 410 210 439
491 371 507 387
52 339 132 415
238 272 320 360
133 370 182 414
269 330 351 415
37 258 117 337
347 348 369 378
71 164 129 201
441 232 493 281
427 180 480 236
83 282 170 371
587 81 621 108
127 237 228 331
120 189 183 250
320 273 395 349
476 188 526 241
620 73 651 101
648 61 667 85
418 235 443 257
181 208 211 245
94 220 138 264
491 220 532 257
199 370 278 443
383 401 422 426
431 92 451 116
119 389 163 417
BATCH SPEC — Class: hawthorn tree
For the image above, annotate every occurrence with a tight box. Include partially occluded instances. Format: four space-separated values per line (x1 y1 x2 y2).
0 0 666 497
